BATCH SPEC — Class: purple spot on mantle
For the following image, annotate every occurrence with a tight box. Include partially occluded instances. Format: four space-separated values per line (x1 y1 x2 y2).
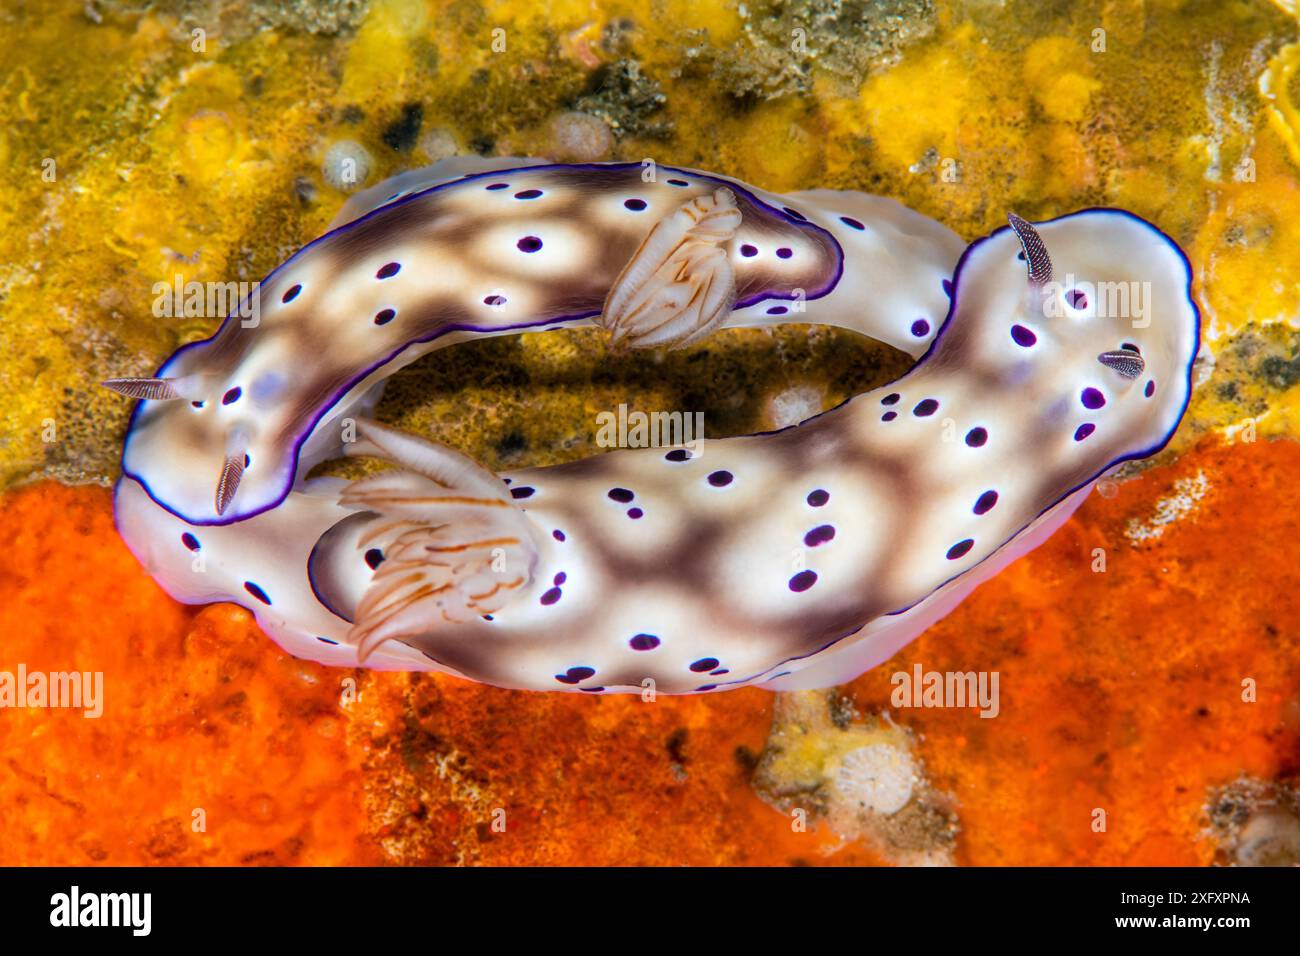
788 570 818 592
1144 380 1156 398
946 539 974 560
281 284 301 304
974 490 998 515
376 262 401 279
483 294 507 306
629 634 660 651
517 236 543 253
775 247 793 259
707 470 733 487
1081 387 1106 409
665 449 692 462
740 244 758 257
881 393 901 405
807 489 829 507
1011 324 1037 347
911 318 931 337
514 189 543 200
244 581 271 605
966 427 988 447
913 398 939 417
555 666 594 684
1074 423 1096 441
552 529 566 542
767 305 789 315
628 507 644 519
804 525 835 547
1066 289 1088 309
540 587 562 606
510 486 535 499
690 657 719 672
623 198 647 211
840 216 865 230
553 572 566 586
485 182 509 190
608 487 634 503
181 532 200 552
882 411 898 421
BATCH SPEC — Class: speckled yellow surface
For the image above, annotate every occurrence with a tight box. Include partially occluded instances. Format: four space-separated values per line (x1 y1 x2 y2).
4 0 1300 866
3 0 1299 485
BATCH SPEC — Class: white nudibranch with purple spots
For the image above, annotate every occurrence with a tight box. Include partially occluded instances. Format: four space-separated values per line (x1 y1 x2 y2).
110 160 1199 694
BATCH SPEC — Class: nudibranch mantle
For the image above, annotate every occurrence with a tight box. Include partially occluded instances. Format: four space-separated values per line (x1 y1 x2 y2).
114 160 963 528
114 204 1199 694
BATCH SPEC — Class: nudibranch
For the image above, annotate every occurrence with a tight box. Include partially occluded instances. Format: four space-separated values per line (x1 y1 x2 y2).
114 204 1199 693
106 158 962 526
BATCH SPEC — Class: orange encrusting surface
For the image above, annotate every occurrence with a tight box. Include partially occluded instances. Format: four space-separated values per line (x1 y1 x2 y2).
847 435 1300 866
350 671 871 865
1 435 1298 865
0 485 377 865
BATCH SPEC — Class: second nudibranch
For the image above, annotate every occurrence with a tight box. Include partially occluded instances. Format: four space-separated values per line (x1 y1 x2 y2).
108 160 964 527
114 209 1199 693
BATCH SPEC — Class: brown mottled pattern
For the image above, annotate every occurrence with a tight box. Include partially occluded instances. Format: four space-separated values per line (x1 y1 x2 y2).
116 199 1193 694
336 213 1197 693
126 164 840 524
376 415 906 692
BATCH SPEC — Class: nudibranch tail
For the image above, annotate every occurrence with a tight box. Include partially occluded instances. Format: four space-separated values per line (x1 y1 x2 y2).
336 419 538 663
597 186 742 349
